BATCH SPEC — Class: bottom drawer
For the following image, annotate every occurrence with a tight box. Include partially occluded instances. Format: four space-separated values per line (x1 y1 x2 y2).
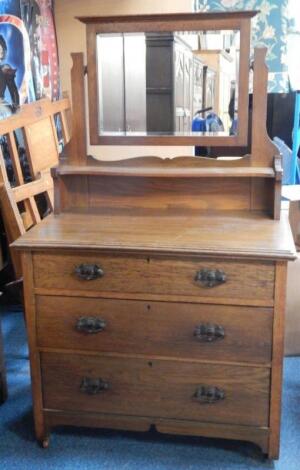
41 353 270 427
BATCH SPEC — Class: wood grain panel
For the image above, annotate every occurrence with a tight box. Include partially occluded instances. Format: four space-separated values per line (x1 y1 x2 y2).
36 296 273 364
41 352 270 427
251 178 273 212
33 253 275 302
87 176 251 212
44 409 270 454
69 53 87 165
268 262 288 459
21 253 48 442
23 118 59 177
13 212 296 262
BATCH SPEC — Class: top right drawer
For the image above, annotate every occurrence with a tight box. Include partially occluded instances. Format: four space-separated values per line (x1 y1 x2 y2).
32 252 275 304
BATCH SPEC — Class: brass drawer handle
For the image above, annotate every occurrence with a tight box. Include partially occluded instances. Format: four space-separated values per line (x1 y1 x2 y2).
80 377 110 395
76 316 107 334
194 323 225 343
194 386 225 404
74 263 104 281
195 268 226 288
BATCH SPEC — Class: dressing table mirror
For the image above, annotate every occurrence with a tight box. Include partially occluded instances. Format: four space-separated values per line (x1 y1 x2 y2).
13 11 296 459
84 11 251 146
96 29 239 138
88 13 250 145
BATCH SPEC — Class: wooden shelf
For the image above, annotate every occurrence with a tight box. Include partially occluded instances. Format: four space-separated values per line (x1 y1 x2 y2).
54 164 276 179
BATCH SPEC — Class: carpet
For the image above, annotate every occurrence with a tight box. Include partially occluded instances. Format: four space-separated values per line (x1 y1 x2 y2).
1 305 300 470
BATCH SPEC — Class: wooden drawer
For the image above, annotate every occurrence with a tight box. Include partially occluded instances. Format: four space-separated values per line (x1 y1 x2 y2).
41 352 270 427
37 296 273 364
33 252 275 303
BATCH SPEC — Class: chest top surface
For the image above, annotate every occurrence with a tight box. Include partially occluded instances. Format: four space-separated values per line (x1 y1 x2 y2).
13 210 296 261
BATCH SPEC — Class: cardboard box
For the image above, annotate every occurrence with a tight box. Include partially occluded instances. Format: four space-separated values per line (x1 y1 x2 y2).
282 185 300 250
282 186 300 354
286 254 300 355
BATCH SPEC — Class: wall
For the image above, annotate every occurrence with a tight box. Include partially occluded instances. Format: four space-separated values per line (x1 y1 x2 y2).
55 0 194 160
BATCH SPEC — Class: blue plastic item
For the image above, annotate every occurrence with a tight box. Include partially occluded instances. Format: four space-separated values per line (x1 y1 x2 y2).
291 91 300 184
273 137 296 185
192 116 206 132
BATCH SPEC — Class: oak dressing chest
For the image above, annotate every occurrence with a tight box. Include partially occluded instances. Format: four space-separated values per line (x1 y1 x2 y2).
13 11 296 459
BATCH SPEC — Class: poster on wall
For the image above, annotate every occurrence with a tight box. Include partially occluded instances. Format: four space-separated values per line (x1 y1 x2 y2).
21 0 60 101
0 0 31 118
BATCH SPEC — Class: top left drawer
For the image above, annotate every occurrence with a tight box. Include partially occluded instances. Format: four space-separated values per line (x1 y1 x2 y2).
32 251 274 303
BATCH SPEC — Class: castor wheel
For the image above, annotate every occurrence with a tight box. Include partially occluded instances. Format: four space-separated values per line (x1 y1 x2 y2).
41 437 50 449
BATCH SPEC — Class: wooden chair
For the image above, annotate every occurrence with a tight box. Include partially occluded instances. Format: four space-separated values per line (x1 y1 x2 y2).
0 97 71 278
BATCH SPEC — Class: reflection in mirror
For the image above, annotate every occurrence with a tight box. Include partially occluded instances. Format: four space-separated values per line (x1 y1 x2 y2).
97 30 240 137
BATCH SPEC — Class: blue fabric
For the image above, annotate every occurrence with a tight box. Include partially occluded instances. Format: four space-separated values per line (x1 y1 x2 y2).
193 0 292 93
205 112 224 132
1 305 300 469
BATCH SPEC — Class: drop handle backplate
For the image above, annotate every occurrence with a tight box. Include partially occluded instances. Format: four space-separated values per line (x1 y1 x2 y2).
80 377 110 395
74 263 104 281
194 386 225 404
76 316 107 334
195 268 226 288
194 323 225 343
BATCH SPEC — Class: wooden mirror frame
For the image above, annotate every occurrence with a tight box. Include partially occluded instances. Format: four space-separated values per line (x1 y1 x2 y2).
78 11 258 147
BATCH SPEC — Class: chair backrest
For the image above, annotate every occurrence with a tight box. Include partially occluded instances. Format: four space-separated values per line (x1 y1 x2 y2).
0 97 71 178
0 97 71 277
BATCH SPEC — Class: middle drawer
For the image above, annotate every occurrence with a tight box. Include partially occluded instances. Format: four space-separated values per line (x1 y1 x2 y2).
36 296 273 364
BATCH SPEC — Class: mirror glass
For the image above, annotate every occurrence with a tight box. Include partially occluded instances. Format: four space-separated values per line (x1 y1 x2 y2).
97 30 240 137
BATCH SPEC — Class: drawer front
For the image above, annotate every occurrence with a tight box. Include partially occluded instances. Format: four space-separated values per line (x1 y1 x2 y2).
41 352 270 427
33 253 275 302
37 296 273 364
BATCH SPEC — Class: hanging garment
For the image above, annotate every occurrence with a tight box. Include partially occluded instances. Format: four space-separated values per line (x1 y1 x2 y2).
192 112 224 156
205 112 224 132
